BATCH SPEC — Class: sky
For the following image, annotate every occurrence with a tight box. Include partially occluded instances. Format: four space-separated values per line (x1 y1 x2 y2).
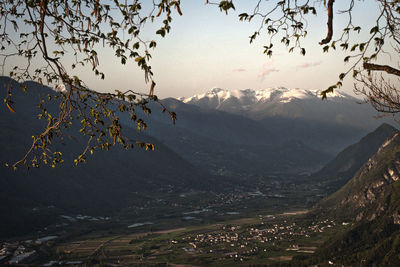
3 0 393 99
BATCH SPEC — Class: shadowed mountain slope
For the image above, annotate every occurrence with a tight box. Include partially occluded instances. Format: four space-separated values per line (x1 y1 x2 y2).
311 123 399 193
0 77 218 238
310 131 400 266
139 98 333 176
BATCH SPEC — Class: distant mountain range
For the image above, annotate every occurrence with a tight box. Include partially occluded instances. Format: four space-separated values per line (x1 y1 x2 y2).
1 76 399 251
135 89 391 176
139 98 333 176
179 87 388 129
0 80 389 181
180 87 350 107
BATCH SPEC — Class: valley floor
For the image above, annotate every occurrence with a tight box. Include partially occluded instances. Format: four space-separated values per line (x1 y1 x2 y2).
0 173 342 266
1 210 351 266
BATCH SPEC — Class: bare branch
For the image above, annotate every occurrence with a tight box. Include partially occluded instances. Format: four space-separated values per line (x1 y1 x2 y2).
320 0 335 45
355 73 400 114
363 62 400 77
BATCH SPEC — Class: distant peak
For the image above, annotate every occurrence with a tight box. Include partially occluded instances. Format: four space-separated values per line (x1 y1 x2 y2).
53 83 68 93
209 88 225 94
375 123 398 132
366 123 399 139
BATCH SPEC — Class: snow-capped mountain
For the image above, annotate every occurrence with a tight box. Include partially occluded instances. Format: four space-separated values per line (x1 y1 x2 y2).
179 87 389 129
53 83 68 93
180 87 351 108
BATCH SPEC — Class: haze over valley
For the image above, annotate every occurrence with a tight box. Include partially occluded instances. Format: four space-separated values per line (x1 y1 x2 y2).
1 77 400 266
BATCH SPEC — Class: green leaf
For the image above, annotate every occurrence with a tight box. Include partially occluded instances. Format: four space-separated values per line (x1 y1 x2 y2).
321 86 336 100
370 26 379 34
340 43 349 50
238 13 248 21
249 32 258 43
149 41 157 48
219 1 235 14
353 26 361 33
156 28 166 37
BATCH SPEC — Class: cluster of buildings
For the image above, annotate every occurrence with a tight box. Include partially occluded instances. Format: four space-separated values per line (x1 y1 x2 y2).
170 217 338 262
0 235 59 265
0 240 38 265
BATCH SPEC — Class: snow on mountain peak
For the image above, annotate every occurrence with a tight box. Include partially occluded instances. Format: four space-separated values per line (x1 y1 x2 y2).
53 83 68 93
180 87 351 106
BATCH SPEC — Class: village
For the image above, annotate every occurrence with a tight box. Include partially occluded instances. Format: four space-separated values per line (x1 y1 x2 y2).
161 216 340 264
0 206 350 266
0 236 57 265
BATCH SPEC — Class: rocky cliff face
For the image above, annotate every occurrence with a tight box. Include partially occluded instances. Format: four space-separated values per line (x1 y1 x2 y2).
317 132 400 222
313 132 400 266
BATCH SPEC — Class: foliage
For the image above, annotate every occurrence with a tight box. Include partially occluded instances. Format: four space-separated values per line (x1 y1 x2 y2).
1 0 399 168
0 0 181 169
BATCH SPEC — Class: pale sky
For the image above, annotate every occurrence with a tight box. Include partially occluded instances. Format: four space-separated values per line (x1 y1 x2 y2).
3 0 393 99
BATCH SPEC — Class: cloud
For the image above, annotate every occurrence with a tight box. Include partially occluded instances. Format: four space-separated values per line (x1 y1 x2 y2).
263 60 274 68
232 68 246 72
296 61 322 70
258 59 279 81
258 68 280 81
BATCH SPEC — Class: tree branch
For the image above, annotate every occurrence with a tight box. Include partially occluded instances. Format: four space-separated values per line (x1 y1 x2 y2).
363 62 400 77
320 0 335 45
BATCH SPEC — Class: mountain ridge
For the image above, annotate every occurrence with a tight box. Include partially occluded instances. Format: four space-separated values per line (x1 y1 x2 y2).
180 87 353 106
311 123 399 193
178 87 389 130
